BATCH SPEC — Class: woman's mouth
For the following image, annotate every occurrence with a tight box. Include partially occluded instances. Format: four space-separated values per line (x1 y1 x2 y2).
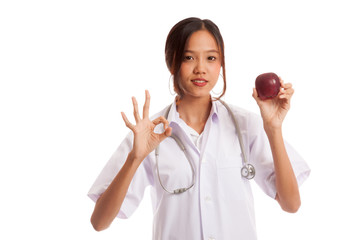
191 79 208 87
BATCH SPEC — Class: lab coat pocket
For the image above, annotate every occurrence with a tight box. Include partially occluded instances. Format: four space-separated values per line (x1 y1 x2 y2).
218 154 242 169
218 155 244 201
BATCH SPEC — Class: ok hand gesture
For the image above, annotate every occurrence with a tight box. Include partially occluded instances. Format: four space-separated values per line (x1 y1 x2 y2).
121 90 172 163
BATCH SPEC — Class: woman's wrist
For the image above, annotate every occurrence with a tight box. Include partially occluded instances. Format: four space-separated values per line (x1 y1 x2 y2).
126 150 145 168
263 122 282 138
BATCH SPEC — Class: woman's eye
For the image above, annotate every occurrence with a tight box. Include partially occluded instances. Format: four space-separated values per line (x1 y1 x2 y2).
184 56 193 61
208 56 216 61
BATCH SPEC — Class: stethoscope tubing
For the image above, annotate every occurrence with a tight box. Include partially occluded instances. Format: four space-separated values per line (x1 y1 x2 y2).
219 100 255 180
155 100 255 194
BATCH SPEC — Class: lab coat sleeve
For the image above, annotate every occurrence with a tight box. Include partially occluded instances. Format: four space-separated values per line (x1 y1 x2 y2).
87 132 154 219
247 112 311 199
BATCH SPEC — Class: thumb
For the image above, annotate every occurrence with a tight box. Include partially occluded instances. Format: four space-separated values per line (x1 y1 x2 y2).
159 126 172 142
252 88 261 104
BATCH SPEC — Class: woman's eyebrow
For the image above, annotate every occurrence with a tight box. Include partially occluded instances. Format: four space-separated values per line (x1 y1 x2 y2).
184 49 219 53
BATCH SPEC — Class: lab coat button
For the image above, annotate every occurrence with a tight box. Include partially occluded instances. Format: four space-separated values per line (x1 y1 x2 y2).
208 237 215 240
205 196 212 202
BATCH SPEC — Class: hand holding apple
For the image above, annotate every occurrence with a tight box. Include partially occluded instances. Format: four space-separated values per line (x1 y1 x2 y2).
253 73 294 131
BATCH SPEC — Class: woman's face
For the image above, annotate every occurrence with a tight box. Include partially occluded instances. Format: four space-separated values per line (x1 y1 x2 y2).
178 30 222 100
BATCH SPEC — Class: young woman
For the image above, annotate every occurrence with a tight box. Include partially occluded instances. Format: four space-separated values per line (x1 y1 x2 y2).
88 17 310 239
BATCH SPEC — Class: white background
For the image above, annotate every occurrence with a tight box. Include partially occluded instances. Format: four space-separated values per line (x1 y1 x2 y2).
1 0 359 239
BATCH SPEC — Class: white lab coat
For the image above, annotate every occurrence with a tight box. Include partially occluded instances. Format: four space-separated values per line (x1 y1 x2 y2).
88 100 310 240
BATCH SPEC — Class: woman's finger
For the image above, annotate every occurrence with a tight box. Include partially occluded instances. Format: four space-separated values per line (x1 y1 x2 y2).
132 96 141 123
121 112 134 130
282 82 293 90
152 116 172 141
279 88 294 101
152 116 169 128
161 126 172 140
280 78 292 89
279 85 294 96
143 90 150 119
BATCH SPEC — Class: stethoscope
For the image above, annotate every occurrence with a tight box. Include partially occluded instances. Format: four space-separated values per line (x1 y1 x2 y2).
155 100 255 194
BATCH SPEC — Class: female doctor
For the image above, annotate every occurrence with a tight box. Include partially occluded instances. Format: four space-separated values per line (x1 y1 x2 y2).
88 17 310 239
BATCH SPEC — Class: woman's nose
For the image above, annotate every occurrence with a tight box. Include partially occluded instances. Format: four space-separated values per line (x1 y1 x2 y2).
193 59 206 74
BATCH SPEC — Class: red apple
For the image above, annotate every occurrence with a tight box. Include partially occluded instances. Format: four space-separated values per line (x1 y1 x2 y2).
255 72 280 100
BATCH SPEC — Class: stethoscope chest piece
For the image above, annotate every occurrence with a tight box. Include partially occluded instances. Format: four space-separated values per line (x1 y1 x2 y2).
241 164 256 180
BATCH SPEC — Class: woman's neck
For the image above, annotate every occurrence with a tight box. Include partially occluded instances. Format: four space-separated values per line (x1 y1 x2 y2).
176 95 212 134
